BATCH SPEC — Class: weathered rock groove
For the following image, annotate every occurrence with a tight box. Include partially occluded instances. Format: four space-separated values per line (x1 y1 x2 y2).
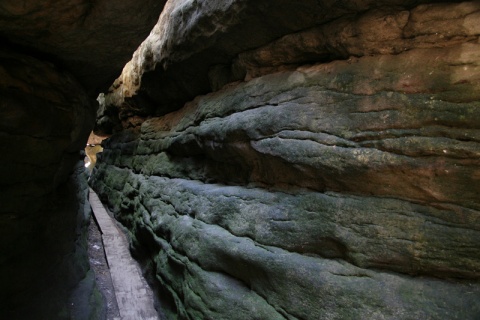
91 1 480 319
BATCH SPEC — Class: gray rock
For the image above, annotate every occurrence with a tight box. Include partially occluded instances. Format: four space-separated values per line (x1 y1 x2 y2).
0 0 166 94
91 25 480 318
91 1 480 319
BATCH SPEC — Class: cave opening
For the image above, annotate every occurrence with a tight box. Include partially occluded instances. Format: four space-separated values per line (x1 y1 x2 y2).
84 132 107 172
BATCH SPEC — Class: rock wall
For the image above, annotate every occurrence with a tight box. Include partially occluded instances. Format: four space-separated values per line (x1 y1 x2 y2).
0 0 166 94
91 0 480 319
0 49 97 318
0 0 167 318
95 0 447 131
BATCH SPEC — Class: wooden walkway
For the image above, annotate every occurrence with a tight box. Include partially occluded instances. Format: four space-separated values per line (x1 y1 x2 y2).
89 189 158 320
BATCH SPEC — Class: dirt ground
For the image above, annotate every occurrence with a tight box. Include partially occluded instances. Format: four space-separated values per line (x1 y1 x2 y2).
87 217 121 319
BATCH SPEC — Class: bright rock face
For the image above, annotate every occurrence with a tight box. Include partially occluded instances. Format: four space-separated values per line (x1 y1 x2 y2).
91 1 480 319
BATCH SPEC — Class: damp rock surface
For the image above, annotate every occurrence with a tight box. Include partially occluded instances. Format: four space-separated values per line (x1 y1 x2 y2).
0 0 168 317
91 2 480 318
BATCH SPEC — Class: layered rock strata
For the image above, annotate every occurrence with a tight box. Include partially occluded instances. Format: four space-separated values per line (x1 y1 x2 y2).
0 0 166 94
91 1 480 318
0 50 99 318
97 0 480 127
0 0 169 317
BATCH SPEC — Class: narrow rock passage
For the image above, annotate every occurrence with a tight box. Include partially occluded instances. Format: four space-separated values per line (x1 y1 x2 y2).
88 214 120 319
89 189 159 320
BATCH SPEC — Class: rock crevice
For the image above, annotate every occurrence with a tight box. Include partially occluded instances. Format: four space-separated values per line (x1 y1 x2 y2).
0 0 167 318
90 4 480 318
97 1 480 129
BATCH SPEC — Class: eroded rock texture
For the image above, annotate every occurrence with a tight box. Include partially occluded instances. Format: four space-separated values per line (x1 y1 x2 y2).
0 0 166 94
96 0 446 131
0 50 99 318
91 1 480 319
0 0 166 318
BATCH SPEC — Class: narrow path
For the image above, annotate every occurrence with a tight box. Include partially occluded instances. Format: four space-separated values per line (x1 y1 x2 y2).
88 215 120 319
89 189 159 320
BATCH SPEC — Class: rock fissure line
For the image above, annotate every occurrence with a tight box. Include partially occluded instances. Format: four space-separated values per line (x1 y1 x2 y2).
6 0 479 318
146 224 289 319
104 163 480 229
91 165 480 281
84 2 480 319
144 213 336 320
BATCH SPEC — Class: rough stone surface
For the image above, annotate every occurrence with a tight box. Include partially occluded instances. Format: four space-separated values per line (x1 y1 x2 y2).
97 0 461 133
236 1 480 80
0 50 100 319
90 2 480 318
0 0 166 94
0 0 169 317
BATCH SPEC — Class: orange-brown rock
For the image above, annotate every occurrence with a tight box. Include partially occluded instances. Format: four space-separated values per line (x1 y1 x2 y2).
91 1 480 319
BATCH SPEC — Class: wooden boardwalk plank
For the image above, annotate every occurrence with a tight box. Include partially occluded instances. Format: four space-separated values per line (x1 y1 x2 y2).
89 189 158 320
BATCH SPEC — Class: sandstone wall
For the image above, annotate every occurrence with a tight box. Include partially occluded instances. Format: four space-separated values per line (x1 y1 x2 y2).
0 0 166 94
91 1 480 319
0 49 100 318
0 0 167 317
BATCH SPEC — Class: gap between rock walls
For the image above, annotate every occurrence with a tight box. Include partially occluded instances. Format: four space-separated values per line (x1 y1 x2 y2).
1 1 480 319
